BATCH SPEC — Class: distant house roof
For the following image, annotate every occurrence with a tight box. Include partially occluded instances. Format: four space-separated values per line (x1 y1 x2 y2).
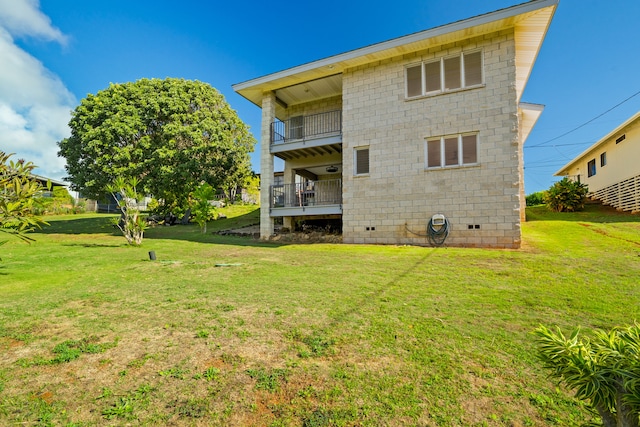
31 174 67 188
233 0 558 116
554 110 640 176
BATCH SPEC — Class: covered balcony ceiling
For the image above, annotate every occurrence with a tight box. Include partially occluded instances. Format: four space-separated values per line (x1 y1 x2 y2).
275 74 342 113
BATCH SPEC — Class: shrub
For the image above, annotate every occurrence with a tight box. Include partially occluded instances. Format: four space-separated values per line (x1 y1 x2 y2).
107 177 147 246
543 178 589 212
526 191 546 206
534 324 640 427
190 182 218 233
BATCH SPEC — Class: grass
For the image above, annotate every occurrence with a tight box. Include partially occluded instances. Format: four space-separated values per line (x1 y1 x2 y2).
0 203 639 426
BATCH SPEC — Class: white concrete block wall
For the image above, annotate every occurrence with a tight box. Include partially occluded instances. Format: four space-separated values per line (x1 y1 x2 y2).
341 29 522 248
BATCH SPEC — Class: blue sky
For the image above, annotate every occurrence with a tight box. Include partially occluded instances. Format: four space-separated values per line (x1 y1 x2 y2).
1 0 639 194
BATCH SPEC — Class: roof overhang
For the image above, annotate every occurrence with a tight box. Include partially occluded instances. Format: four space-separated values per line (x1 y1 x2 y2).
233 0 557 113
31 174 66 187
520 102 545 145
554 110 640 176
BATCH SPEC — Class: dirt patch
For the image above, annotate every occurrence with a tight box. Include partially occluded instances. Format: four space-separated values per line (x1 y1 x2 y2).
217 225 342 244
269 231 342 244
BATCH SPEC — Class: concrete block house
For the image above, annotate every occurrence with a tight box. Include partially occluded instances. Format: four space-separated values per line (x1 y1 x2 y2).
555 111 640 213
233 0 557 248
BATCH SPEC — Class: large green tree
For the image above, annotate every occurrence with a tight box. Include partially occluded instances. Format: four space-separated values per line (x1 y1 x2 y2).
58 78 256 210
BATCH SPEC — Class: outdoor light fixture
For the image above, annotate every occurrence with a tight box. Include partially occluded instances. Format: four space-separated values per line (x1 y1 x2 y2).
326 165 338 173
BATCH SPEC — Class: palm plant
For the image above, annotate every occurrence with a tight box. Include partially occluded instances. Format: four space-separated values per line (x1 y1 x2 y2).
534 324 640 427
107 177 147 246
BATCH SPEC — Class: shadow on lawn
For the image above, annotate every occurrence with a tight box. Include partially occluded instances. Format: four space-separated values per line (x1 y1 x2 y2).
62 243 122 248
526 203 640 223
35 215 117 235
34 212 285 248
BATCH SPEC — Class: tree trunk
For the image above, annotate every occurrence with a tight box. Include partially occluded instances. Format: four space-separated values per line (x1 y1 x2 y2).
595 403 617 427
616 379 640 427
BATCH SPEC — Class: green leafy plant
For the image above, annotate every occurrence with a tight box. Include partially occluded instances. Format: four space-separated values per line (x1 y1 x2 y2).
58 78 256 212
101 384 153 421
0 151 49 246
543 178 589 212
534 324 640 427
158 366 190 379
525 191 546 207
202 367 220 381
17 336 118 366
107 176 148 246
190 182 218 233
301 334 334 358
246 367 288 392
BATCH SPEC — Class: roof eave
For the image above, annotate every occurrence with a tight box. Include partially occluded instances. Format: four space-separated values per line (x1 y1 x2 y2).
233 0 558 108
554 110 640 176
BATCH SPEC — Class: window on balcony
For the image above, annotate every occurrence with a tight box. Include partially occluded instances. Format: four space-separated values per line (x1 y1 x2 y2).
425 133 478 169
355 147 370 175
406 50 483 98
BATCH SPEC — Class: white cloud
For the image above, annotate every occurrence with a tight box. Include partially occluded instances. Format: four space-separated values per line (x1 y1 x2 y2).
0 0 67 44
0 1 75 180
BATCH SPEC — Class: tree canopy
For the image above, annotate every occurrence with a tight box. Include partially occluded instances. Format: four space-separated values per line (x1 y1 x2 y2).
58 78 256 209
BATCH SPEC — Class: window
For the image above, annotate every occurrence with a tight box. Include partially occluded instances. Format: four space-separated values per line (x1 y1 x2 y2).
425 133 478 168
406 65 422 97
355 147 370 175
406 50 483 98
600 152 607 167
587 159 596 177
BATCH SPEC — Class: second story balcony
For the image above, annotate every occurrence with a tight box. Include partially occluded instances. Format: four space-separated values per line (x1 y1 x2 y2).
270 110 342 160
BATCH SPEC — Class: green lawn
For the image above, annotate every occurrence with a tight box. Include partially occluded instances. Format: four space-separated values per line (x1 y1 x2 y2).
0 204 638 426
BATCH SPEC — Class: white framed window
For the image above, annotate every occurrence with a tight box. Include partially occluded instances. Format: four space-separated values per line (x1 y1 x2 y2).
354 146 370 176
425 133 478 169
406 50 483 98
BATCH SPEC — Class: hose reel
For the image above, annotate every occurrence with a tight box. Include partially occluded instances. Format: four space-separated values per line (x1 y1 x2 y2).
427 214 450 246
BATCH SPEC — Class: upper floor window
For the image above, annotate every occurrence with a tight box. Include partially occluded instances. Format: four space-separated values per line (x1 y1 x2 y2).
600 152 607 167
425 133 478 169
406 50 483 98
355 146 370 176
587 159 596 177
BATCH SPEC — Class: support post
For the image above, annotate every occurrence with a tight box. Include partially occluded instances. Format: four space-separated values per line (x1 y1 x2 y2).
260 92 276 239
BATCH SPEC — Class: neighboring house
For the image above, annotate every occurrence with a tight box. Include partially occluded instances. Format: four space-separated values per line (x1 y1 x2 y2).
233 0 557 248
555 111 640 213
30 174 66 198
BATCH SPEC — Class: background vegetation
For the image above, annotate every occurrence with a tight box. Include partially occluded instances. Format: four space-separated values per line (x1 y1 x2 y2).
0 203 638 426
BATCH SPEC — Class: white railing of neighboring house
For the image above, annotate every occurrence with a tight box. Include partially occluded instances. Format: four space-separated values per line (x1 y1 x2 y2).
590 174 640 213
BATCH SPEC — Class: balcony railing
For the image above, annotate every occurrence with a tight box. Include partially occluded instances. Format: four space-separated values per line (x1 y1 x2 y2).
271 179 342 208
271 110 341 144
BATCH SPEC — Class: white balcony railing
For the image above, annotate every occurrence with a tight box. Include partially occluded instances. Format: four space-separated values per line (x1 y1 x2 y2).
271 179 341 209
271 110 341 144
